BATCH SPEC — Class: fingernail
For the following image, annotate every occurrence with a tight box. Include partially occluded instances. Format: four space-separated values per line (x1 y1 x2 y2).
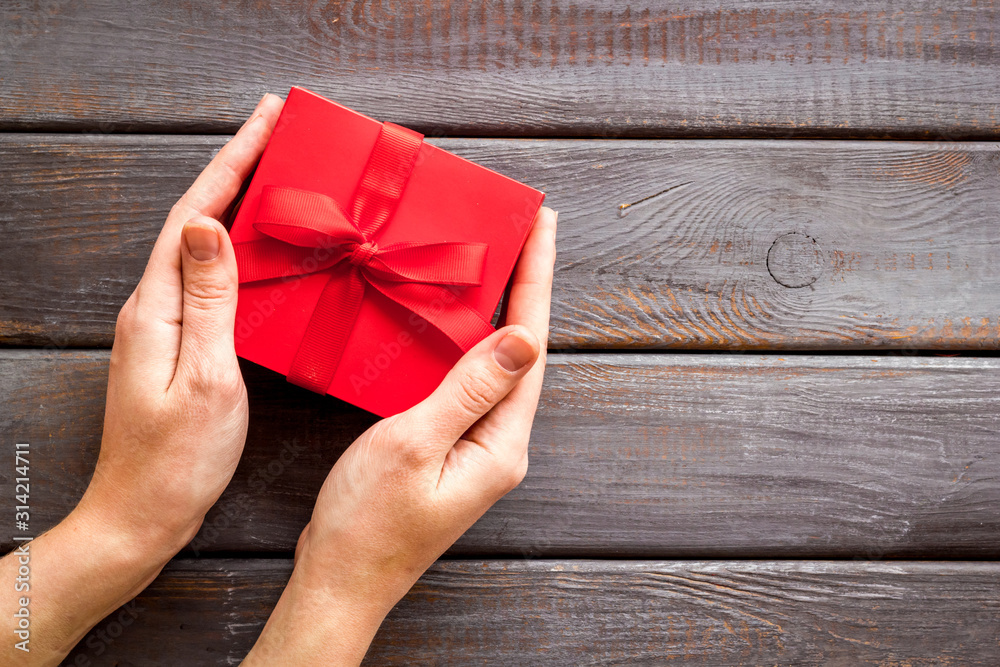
494 330 536 372
241 97 267 128
183 223 220 261
251 94 269 114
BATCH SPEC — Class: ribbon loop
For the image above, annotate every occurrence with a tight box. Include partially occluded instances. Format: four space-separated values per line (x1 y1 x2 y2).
234 122 495 395
253 186 362 247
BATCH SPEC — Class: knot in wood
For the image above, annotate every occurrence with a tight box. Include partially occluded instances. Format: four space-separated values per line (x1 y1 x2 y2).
766 233 823 288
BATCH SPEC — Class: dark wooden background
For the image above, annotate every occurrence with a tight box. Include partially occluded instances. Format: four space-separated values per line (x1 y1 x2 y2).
2 1 999 664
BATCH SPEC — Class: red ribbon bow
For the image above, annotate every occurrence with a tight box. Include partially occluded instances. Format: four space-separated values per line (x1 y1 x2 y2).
233 122 494 395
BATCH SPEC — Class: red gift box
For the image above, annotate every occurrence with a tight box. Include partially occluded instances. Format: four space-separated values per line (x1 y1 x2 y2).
230 87 545 417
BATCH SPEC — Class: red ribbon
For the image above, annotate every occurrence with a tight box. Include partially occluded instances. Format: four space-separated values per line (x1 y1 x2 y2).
234 122 494 394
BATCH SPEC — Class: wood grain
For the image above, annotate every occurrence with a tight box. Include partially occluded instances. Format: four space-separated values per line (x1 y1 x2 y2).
4 350 999 558
3 135 1000 350
62 558 1000 665
1 1 998 137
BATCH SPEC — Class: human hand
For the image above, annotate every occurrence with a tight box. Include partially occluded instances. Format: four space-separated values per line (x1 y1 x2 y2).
244 206 558 665
0 93 285 666
77 93 286 555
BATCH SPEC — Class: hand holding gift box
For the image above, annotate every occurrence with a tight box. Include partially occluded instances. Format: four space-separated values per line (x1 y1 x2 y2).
5 88 556 665
230 87 545 416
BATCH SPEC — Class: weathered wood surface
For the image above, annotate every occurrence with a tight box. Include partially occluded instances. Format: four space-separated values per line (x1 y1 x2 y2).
2 1 998 137
4 135 1000 350
5 350 999 558
62 558 1000 665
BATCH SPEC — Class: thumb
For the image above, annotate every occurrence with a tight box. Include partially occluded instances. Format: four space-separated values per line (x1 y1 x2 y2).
400 325 540 446
175 216 240 384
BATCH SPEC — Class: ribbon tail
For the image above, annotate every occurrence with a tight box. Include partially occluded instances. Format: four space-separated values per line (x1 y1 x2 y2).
366 279 495 352
364 242 488 286
287 266 366 393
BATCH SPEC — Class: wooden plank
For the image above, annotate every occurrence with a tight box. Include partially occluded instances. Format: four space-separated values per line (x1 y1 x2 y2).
1 1 998 137
4 350 999 558
62 558 1000 665
4 135 1000 350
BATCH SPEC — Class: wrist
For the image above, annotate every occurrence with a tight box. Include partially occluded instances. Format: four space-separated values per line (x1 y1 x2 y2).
58 503 182 593
244 548 394 665
0 504 185 663
74 469 205 563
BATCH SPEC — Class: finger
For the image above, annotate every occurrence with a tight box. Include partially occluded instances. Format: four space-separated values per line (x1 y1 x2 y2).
127 95 283 377
173 216 241 390
477 207 558 429
505 206 558 348
144 92 283 291
174 93 285 222
396 325 541 448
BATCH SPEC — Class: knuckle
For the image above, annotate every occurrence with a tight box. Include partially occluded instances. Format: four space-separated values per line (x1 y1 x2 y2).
108 343 127 375
185 363 243 400
169 200 189 222
114 294 137 337
215 367 246 402
216 156 243 185
170 198 193 218
184 276 232 309
182 365 216 396
396 444 434 474
365 417 398 447
454 371 501 415
502 453 529 493
377 417 435 469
